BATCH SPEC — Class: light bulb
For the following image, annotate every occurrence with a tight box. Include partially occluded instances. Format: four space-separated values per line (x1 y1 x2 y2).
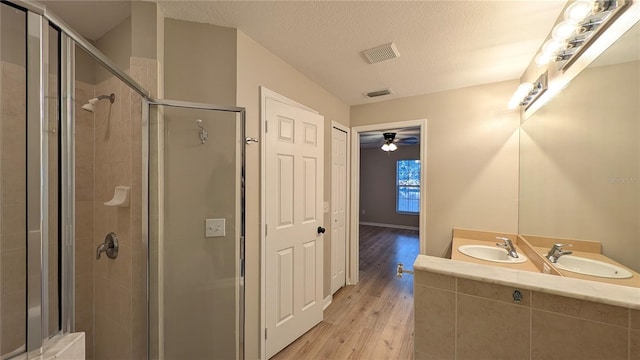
388 143 398 151
565 0 593 21
535 52 553 67
508 82 533 110
381 143 390 151
542 39 565 54
552 20 578 41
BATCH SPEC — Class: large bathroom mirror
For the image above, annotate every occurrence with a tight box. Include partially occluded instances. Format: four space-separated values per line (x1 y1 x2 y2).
519 18 640 273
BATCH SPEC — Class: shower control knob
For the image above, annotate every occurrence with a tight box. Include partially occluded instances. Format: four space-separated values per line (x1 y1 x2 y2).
317 226 326 234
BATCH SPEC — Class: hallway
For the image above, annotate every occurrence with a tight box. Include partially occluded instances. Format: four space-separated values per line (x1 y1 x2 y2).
272 225 419 359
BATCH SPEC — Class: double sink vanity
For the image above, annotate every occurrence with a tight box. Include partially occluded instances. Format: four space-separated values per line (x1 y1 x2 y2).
451 228 639 287
413 228 640 359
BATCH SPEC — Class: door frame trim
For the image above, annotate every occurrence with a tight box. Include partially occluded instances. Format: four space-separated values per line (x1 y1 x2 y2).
259 87 319 359
349 119 428 285
330 122 351 288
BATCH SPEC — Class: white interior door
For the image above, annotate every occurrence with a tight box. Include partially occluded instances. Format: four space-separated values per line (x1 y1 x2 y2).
265 98 324 358
331 127 347 294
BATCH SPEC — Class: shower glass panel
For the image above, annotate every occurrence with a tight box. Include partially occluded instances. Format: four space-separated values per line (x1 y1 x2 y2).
74 45 148 360
149 104 244 360
0 2 28 358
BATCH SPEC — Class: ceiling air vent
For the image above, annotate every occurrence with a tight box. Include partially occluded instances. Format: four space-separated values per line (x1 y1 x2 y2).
365 89 392 98
362 43 400 64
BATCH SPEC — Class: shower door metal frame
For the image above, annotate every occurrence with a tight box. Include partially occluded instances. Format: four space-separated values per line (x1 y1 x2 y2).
25 8 53 354
143 98 247 360
6 1 247 359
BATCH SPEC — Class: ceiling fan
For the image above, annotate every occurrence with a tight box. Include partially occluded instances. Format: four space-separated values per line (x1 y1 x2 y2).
380 132 419 152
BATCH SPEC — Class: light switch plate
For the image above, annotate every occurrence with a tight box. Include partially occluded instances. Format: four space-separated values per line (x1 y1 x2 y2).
205 218 225 237
323 202 329 213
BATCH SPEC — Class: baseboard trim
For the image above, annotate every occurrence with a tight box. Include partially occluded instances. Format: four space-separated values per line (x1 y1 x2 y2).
359 222 419 231
323 295 333 310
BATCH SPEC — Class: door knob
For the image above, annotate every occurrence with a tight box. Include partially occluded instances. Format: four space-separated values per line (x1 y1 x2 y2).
317 226 326 234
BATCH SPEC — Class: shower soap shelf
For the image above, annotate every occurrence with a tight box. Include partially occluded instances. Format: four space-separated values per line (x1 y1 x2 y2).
104 186 130 207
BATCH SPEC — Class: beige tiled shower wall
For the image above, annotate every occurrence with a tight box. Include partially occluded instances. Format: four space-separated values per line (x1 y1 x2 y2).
414 270 639 360
0 60 27 356
88 57 155 360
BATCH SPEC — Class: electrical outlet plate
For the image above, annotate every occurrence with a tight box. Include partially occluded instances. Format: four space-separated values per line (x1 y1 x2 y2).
205 218 225 237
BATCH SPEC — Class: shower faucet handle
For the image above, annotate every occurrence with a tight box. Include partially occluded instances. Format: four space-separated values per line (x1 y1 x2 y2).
96 232 119 260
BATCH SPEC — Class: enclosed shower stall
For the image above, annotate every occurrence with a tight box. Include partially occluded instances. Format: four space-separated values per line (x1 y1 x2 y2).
0 1 245 359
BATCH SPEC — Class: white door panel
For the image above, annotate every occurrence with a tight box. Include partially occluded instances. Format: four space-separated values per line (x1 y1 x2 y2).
331 127 347 294
266 99 324 358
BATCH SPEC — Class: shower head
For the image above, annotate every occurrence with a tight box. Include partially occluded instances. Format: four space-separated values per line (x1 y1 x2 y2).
82 93 115 113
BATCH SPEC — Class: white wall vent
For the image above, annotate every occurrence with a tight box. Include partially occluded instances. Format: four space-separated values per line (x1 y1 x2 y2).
365 89 392 98
362 43 400 64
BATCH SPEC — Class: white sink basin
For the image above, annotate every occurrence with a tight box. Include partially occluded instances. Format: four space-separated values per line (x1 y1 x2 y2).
554 256 633 279
457 245 528 264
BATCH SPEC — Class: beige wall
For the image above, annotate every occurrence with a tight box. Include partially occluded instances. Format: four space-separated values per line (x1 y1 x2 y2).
164 19 236 105
94 16 132 83
360 145 420 228
131 1 157 60
351 80 520 257
236 30 350 359
520 61 640 272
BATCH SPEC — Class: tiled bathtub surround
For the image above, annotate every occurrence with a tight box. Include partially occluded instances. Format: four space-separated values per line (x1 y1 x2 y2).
414 255 640 360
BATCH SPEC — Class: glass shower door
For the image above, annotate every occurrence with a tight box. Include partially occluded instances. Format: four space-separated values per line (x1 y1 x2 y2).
0 3 28 357
148 102 245 360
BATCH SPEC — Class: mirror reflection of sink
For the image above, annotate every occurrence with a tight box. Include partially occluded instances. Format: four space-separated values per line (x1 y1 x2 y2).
554 256 633 279
457 245 528 264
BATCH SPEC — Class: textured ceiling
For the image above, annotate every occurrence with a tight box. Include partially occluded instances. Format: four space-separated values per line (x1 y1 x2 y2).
37 1 567 106
158 0 566 105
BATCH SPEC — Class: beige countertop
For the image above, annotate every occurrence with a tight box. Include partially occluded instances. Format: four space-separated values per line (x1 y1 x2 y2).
414 255 640 310
450 229 640 289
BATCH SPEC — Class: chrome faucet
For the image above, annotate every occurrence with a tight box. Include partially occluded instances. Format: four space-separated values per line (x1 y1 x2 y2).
96 232 119 260
496 237 519 258
546 243 572 263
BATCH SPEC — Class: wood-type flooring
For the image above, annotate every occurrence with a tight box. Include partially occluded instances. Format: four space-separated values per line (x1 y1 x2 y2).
271 225 419 360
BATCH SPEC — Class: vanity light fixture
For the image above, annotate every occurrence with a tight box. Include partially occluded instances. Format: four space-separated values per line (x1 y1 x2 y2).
508 72 548 110
534 0 629 70
508 82 533 110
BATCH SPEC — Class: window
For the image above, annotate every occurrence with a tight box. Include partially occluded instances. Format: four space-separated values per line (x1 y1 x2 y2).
396 160 421 214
